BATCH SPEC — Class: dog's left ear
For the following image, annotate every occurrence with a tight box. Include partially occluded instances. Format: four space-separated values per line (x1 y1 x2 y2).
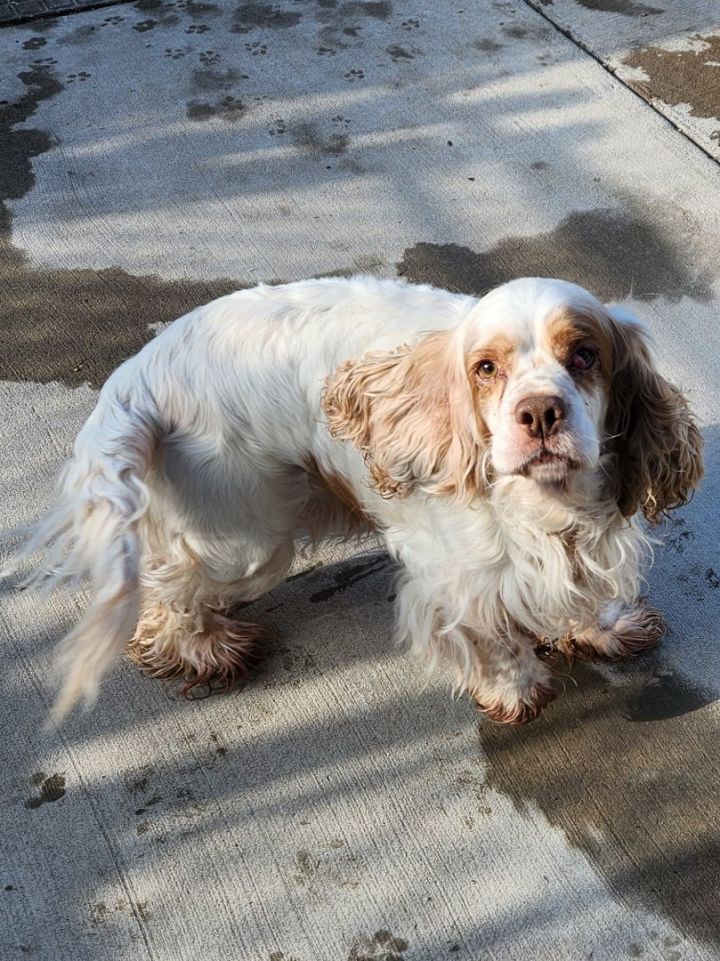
606 307 703 524
323 330 486 501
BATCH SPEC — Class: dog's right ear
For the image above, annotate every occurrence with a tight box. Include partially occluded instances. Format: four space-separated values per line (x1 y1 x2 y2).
323 331 487 501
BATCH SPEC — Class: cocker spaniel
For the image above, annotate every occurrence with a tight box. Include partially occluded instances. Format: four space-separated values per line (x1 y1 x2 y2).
9 276 703 723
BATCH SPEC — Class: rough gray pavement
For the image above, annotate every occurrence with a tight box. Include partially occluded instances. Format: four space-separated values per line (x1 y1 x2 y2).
1 2 719 960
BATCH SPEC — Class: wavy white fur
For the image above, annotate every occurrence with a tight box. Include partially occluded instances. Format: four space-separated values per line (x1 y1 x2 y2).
5 276 702 723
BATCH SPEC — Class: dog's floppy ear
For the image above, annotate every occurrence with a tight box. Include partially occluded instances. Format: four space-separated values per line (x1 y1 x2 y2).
323 330 486 501
606 307 703 524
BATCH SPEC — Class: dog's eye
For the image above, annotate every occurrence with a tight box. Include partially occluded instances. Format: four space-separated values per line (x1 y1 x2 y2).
570 347 596 372
477 360 497 379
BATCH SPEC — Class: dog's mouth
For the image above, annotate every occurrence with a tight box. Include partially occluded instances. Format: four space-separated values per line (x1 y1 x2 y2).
519 447 581 481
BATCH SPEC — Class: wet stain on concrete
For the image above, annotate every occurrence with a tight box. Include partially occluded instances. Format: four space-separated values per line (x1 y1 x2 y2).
574 0 663 14
624 35 720 134
22 36 47 50
186 94 246 120
230 2 303 33
292 121 349 157
190 65 243 91
293 848 319 884
0 65 63 209
481 660 719 945
397 208 713 302
24 772 66 809
501 22 550 40
0 65 242 388
473 37 503 53
386 43 413 62
176 0 221 14
348 929 409 961
133 18 159 32
309 557 387 602
339 0 391 19
1 232 243 387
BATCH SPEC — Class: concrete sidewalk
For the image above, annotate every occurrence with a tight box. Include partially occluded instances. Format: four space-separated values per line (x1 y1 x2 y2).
1 2 719 959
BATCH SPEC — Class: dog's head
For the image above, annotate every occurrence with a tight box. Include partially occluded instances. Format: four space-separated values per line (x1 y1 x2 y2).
323 278 703 522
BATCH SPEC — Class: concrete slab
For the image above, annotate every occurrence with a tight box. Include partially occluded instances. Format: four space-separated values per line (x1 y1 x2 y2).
528 0 720 160
1 1 720 959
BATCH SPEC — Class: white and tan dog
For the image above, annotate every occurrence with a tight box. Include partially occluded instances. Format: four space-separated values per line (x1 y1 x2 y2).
10 276 702 723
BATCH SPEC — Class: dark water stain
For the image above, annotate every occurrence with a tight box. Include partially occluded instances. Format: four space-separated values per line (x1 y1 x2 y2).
0 65 63 210
133 18 159 31
134 0 169 11
624 35 720 130
190 65 242 92
481 659 720 945
387 44 413 62
473 37 503 53
24 772 66 808
309 557 387 602
1 247 243 387
397 208 713 302
230 2 303 33
177 0 221 13
292 121 349 157
0 61 243 389
22 37 47 50
574 0 663 13
186 95 246 121
339 0 391 19
56 23 100 45
348 929 409 961
502 22 550 40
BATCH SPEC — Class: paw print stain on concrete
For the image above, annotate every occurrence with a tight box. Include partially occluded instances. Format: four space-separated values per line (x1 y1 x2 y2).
347 930 409 961
386 44 413 62
199 49 220 65
293 849 319 885
230 3 303 34
190 65 241 91
291 120 350 157
186 95 246 121
24 772 66 809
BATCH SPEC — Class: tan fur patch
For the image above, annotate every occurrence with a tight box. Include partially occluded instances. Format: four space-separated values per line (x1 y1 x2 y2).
546 307 614 389
324 330 487 502
304 456 375 529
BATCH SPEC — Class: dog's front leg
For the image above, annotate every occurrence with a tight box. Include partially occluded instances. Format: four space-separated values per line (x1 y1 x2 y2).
462 627 561 725
559 599 665 662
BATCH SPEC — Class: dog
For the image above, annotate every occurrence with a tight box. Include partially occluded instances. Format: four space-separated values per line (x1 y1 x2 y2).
8 275 703 723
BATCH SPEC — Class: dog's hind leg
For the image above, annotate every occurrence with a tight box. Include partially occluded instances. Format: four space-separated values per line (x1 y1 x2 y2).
128 534 295 693
127 453 304 693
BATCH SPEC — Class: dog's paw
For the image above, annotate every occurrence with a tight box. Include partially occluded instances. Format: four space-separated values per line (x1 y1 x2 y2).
562 600 665 662
474 668 561 725
128 608 267 694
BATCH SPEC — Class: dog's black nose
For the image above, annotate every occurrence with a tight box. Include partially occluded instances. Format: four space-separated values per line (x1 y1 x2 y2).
515 395 566 439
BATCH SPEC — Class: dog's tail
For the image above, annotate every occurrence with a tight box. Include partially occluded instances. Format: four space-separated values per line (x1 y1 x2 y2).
6 382 159 722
